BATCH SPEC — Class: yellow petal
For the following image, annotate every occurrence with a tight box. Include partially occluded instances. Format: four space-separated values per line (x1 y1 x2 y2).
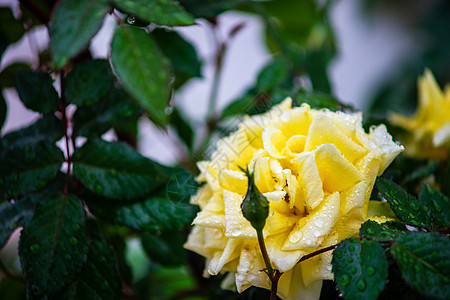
293 152 324 210
283 192 340 250
223 190 256 239
300 231 338 286
235 241 270 293
314 144 364 193
305 114 367 162
218 168 247 195
285 265 323 300
265 205 298 236
286 135 307 156
266 233 304 272
340 181 369 215
193 193 225 229
263 127 287 158
283 169 306 215
209 238 242 275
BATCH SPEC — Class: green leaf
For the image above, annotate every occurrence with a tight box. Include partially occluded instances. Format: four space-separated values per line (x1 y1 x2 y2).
359 220 407 241
0 62 30 88
170 107 194 150
141 230 186 266
332 238 388 300
19 194 90 297
0 195 37 249
164 166 198 203
152 28 202 88
256 57 290 92
0 142 64 199
179 0 243 18
0 7 25 46
402 160 440 185
0 92 6 131
15 70 60 113
295 90 352 112
221 92 255 119
73 139 167 199
377 178 431 228
86 196 197 232
50 0 110 68
0 114 63 154
419 185 450 228
113 0 195 26
73 88 141 138
241 169 268 231
391 232 450 299
65 59 113 106
67 230 122 300
111 26 171 126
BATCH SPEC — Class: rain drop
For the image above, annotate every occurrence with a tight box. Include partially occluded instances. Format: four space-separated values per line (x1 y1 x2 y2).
356 278 366 291
313 229 321 237
231 229 242 237
72 224 81 231
95 183 104 194
164 107 173 115
126 15 136 24
349 245 355 252
410 201 420 211
64 254 72 261
289 231 303 243
350 267 357 274
314 218 324 228
31 244 40 254
340 274 350 286
69 237 78 246
367 267 375 275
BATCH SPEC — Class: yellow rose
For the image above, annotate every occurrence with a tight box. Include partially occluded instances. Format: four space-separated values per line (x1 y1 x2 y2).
185 98 403 299
389 70 450 160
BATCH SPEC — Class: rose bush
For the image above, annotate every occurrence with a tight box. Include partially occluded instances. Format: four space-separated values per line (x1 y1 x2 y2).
185 98 403 299
390 70 450 160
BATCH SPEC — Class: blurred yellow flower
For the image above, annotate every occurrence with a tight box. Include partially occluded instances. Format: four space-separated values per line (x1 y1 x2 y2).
390 70 450 160
185 99 403 299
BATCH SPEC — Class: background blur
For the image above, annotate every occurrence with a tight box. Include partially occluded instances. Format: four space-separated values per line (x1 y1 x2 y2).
2 0 449 165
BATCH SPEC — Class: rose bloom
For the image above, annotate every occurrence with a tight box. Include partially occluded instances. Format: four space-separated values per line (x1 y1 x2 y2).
185 98 403 299
390 70 450 160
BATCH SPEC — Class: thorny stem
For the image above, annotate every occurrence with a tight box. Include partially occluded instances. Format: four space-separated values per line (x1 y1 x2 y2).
257 229 281 300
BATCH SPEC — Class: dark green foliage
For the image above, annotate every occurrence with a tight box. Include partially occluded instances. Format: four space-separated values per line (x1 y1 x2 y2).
0 62 30 88
0 195 38 249
0 114 63 154
64 228 122 300
170 107 194 150
73 139 167 199
86 197 197 232
391 232 450 299
152 28 202 88
112 0 195 26
15 70 60 113
65 59 113 106
50 0 110 68
241 169 269 232
419 185 450 228
377 178 431 228
0 141 64 199
19 194 90 297
141 230 187 267
0 7 25 51
111 26 171 126
360 220 407 241
73 87 141 138
332 238 388 300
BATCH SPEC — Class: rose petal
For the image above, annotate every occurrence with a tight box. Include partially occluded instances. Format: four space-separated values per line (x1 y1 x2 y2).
292 152 324 210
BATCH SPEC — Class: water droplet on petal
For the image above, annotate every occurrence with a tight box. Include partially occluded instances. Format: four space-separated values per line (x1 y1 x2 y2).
231 229 242 237
289 231 303 243
314 218 324 228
